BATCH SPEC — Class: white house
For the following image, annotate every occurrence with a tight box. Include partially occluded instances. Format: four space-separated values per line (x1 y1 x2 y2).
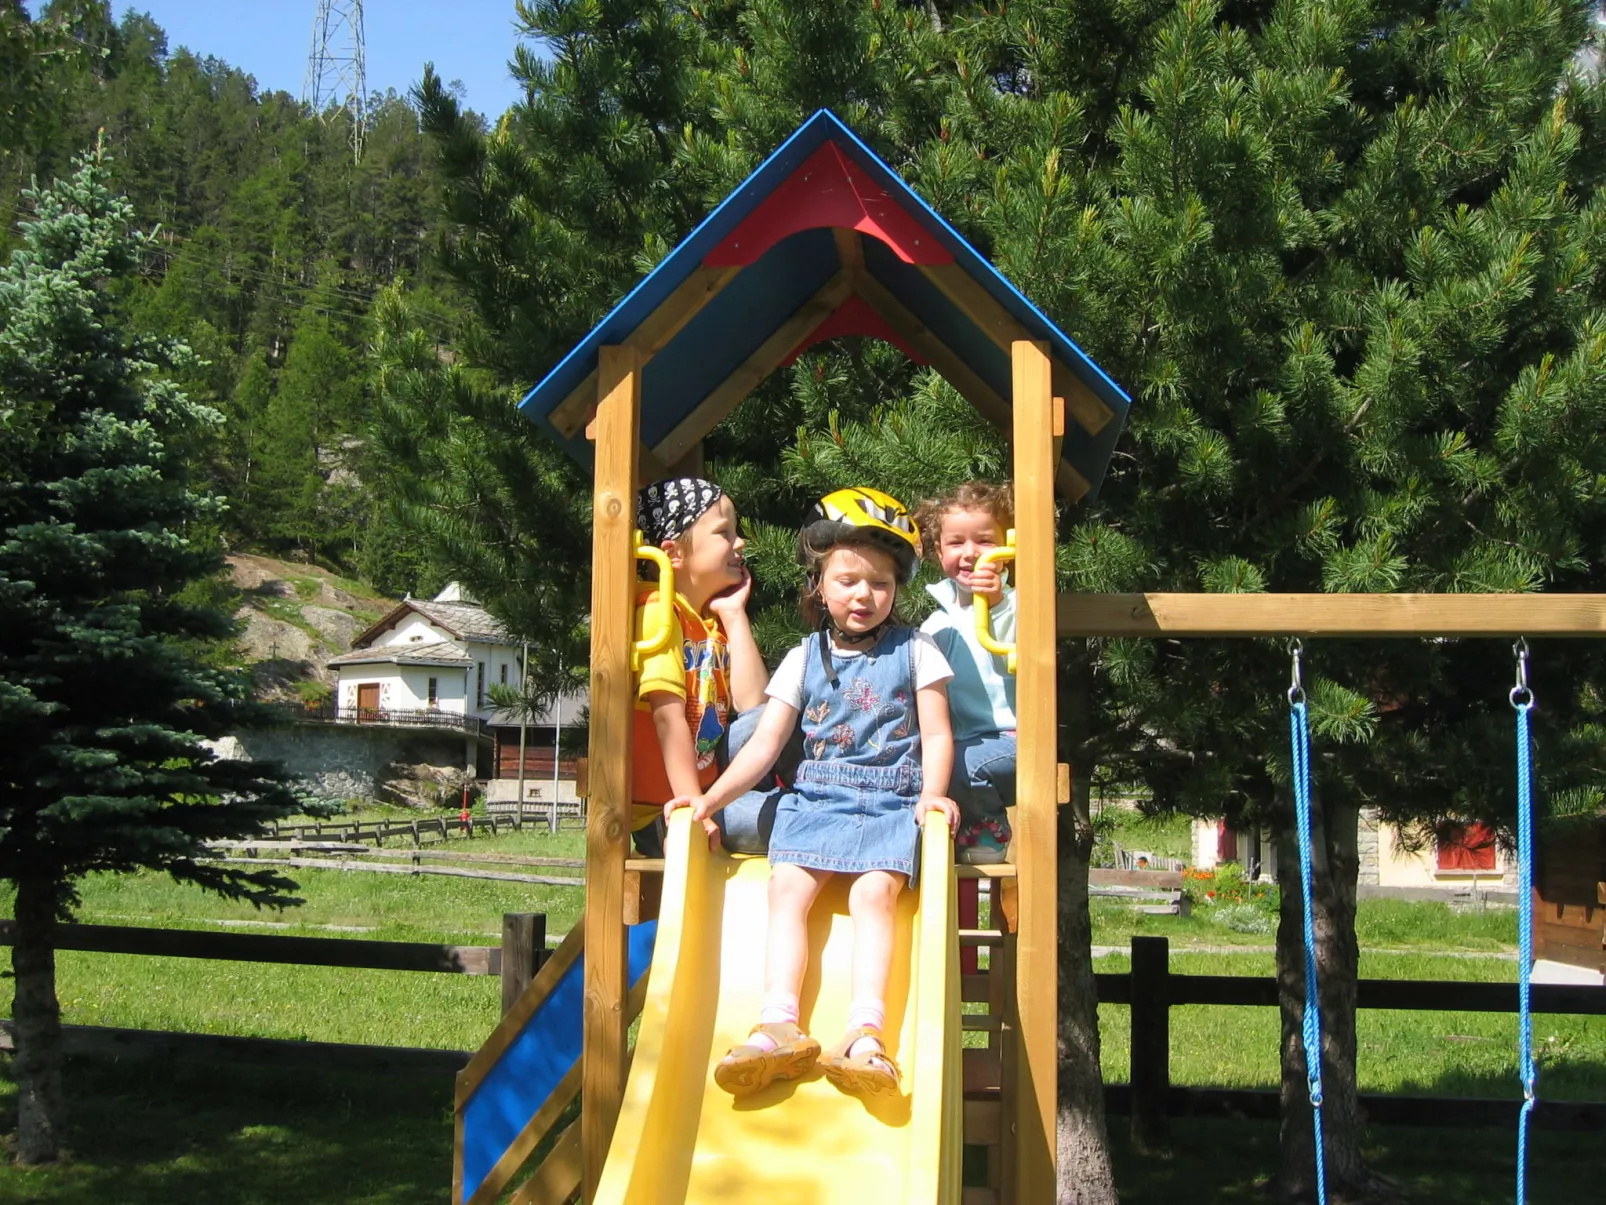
326 584 586 801
327 583 524 724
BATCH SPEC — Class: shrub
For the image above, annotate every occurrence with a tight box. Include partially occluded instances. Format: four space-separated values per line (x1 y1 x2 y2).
1183 862 1278 916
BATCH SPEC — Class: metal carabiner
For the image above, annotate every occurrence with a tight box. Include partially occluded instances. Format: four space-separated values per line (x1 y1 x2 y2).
1510 637 1534 710
1287 638 1306 707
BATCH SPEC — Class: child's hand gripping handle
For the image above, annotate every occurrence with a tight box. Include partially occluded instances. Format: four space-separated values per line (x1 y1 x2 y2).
632 531 676 673
973 527 1017 675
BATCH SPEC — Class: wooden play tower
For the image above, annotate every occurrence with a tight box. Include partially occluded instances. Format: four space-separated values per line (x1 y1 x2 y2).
452 110 1606 1205
501 110 1129 1203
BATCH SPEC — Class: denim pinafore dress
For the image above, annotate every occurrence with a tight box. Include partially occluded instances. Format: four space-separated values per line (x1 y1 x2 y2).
768 626 922 881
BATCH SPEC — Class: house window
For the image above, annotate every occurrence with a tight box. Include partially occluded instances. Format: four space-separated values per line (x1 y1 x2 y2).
500 663 508 686
476 662 486 707
1437 822 1497 872
427 677 439 708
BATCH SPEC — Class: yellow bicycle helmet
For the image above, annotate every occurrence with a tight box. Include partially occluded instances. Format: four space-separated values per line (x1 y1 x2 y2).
799 485 922 583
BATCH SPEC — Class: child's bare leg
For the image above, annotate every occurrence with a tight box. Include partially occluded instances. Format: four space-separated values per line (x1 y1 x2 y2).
845 870 904 1063
763 863 830 1004
719 864 827 1063
714 864 828 1095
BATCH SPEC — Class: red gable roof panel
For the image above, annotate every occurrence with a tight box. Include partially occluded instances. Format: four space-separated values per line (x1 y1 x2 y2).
703 141 953 268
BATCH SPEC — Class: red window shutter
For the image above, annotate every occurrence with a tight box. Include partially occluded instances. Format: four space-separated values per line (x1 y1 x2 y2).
1217 819 1238 862
1437 822 1497 871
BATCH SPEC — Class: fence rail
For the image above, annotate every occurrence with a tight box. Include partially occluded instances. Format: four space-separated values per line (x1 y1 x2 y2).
1113 934 1606 1144
267 702 485 737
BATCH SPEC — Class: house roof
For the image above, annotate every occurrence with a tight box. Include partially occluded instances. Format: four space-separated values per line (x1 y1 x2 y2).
351 598 513 650
516 109 1131 500
327 642 474 670
487 688 590 729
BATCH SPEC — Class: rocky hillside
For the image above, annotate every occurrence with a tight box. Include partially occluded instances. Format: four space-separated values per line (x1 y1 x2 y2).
227 555 398 703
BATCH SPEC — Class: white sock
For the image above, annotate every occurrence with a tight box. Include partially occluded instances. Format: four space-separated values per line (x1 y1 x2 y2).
746 992 800 1053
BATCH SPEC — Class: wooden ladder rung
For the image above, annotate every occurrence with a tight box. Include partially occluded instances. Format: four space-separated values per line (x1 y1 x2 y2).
963 1046 1001 1096
959 928 1005 947
963 1098 1002 1145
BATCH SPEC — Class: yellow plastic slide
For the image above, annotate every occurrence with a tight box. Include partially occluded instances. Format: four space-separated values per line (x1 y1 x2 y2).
594 809 962 1204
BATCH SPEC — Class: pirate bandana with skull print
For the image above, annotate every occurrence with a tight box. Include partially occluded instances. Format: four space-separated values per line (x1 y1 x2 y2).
636 477 724 546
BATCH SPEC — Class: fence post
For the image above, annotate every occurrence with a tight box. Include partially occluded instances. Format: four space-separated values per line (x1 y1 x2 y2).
1130 935 1170 1151
501 913 546 1015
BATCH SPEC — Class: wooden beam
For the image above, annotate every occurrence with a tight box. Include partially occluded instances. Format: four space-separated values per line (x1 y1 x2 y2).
653 269 855 465
920 262 1115 436
1055 460 1093 503
1056 593 1606 638
551 370 598 439
853 272 1012 429
1010 339 1057 1199
583 344 640 1202
632 265 743 356
1051 395 1065 472
508 1121 582 1205
666 440 704 479
834 227 865 271
550 266 743 439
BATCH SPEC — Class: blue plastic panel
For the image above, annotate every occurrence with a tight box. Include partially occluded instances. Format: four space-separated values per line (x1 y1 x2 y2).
460 922 658 1202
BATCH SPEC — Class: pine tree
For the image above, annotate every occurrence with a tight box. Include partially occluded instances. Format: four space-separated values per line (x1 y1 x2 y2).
0 151 296 1163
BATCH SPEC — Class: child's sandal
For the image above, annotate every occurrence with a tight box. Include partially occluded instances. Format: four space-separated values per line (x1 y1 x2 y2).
821 1025 901 1098
713 1021 820 1097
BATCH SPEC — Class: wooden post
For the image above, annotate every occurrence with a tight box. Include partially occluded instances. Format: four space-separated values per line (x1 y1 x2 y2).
500 913 545 1016
1010 339 1058 1198
583 344 641 1200
1129 935 1171 1150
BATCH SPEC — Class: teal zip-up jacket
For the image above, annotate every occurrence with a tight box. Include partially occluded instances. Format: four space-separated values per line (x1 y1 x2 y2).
919 578 1017 743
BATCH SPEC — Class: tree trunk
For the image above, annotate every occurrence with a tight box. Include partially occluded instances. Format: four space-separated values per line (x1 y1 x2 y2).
1056 798 1118 1203
1055 652 1118 1204
1275 806 1394 1203
11 875 65 1164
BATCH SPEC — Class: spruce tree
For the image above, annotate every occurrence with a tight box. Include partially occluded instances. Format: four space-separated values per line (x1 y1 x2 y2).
0 152 296 1163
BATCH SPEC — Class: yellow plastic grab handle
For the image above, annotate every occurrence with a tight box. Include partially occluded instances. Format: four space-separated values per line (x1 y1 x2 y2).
632 531 676 673
973 528 1017 675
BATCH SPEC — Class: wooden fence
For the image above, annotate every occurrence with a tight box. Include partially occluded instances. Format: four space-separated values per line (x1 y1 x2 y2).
2 926 1601 1136
265 813 554 847
0 913 548 1072
1107 935 1606 1140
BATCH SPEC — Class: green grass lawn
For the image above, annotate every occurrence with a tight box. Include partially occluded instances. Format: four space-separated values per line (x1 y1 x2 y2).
2 826 1602 1201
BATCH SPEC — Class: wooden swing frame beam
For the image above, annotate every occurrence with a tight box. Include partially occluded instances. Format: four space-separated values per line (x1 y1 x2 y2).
1057 593 1606 638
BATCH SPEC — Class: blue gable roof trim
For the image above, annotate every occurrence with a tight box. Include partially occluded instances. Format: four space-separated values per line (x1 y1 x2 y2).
517 109 1130 497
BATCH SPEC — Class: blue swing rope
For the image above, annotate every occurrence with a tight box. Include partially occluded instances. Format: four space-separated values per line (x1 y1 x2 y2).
1511 639 1537 1205
1287 641 1326 1205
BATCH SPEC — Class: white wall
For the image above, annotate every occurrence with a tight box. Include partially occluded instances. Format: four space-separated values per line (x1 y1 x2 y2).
337 665 469 714
465 640 523 715
378 614 452 647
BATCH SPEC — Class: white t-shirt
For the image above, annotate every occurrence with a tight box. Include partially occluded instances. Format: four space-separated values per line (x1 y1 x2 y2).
765 630 953 711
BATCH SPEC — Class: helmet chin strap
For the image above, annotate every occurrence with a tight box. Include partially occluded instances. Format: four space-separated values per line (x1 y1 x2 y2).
816 614 887 688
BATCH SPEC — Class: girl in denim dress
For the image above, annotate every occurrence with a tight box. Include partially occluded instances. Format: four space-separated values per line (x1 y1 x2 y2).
667 487 960 1100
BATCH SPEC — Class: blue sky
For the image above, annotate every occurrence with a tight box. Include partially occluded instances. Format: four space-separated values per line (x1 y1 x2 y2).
26 1 535 117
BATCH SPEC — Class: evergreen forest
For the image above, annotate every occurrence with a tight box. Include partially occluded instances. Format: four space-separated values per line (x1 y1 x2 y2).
2 0 470 594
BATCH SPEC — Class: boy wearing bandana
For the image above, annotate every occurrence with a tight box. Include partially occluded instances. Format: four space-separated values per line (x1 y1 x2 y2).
631 478 769 853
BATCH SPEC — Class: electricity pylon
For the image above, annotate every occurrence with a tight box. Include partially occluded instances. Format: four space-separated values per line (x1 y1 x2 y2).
303 0 367 162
